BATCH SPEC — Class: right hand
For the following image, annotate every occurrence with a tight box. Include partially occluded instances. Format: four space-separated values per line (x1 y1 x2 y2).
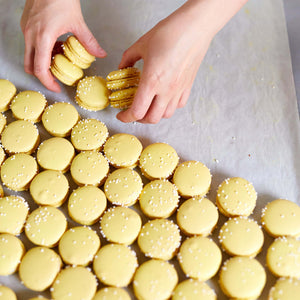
20 0 106 92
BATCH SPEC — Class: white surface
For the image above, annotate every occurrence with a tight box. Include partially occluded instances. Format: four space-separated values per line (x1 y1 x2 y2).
0 0 299 299
284 0 300 111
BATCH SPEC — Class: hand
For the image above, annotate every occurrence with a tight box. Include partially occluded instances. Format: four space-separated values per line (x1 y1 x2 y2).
117 2 211 123
117 0 248 124
20 0 106 92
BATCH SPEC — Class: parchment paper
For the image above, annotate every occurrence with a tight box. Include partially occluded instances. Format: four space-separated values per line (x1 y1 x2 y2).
0 0 299 299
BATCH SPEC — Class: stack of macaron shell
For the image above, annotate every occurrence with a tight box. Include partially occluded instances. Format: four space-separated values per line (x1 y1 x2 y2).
63 35 95 69
51 35 95 86
261 199 300 281
106 67 140 109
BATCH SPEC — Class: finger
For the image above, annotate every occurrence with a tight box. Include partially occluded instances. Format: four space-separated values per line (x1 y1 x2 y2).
119 43 142 69
177 87 191 108
33 36 61 93
139 95 169 124
74 23 107 58
116 74 156 122
24 42 35 75
162 95 181 119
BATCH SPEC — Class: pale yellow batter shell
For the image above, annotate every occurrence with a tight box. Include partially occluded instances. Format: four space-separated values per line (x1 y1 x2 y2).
19 246 62 292
133 259 178 300
58 226 100 266
93 243 138 287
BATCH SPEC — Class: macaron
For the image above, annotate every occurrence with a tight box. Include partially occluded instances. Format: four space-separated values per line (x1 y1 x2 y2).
71 118 109 151
0 112 7 133
103 133 143 168
29 170 69 207
93 243 138 287
100 206 142 245
58 226 100 266
176 196 219 236
172 279 216 300
63 35 95 69
70 151 109 186
0 233 25 276
177 236 222 281
219 256 266 299
173 160 211 199
104 168 143 206
218 216 264 257
51 266 97 300
0 196 29 235
93 287 131 300
0 153 38 191
0 79 16 112
19 246 62 291
106 67 140 90
138 218 181 260
216 177 257 217
10 90 47 122
25 206 67 247
266 236 300 278
42 102 80 137
50 54 84 86
139 142 179 180
1 119 40 154
37 137 75 173
76 76 110 111
0 147 5 167
109 87 137 109
68 185 107 225
261 199 300 238
133 259 178 300
268 277 300 300
139 179 179 218
0 285 17 300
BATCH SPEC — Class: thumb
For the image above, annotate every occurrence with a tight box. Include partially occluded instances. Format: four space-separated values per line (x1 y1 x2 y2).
74 23 107 58
119 42 142 69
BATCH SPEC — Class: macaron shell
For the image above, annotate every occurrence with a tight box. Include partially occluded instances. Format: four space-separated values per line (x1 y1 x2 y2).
176 196 219 236
1 119 40 154
219 256 266 299
0 285 17 300
0 79 16 112
266 237 300 278
51 266 97 300
0 153 38 191
63 35 95 68
218 217 264 257
42 102 80 137
216 177 257 217
106 67 140 81
133 259 178 300
51 54 84 86
76 76 110 111
93 244 138 287
0 196 29 235
0 233 25 276
19 246 62 291
10 90 47 122
173 160 211 198
261 199 300 238
139 142 179 180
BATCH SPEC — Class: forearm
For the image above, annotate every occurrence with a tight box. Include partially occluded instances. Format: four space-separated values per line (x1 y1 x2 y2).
168 0 249 40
